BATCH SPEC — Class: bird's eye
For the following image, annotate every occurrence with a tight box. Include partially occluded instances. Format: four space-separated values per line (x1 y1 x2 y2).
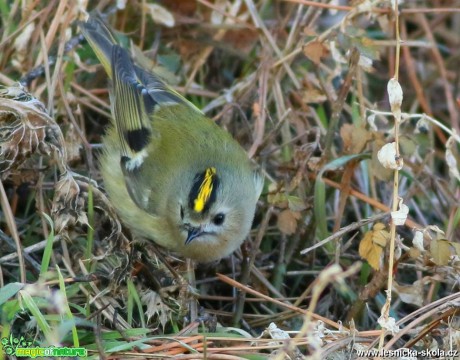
180 206 184 220
213 213 225 226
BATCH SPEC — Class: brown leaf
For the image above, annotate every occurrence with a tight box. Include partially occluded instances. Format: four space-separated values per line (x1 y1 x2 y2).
408 247 421 259
223 29 259 54
303 41 328 65
302 88 327 103
340 123 371 154
277 209 300 235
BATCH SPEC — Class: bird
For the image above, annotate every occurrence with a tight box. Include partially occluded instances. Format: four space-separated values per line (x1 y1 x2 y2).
79 14 263 262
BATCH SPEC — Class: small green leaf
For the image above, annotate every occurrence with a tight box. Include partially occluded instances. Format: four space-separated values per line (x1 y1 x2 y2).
0 283 24 306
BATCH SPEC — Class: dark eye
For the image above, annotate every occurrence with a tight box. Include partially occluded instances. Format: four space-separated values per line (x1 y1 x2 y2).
180 206 184 220
213 213 225 226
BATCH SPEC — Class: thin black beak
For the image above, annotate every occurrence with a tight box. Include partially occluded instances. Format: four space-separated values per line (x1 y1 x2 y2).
185 226 203 245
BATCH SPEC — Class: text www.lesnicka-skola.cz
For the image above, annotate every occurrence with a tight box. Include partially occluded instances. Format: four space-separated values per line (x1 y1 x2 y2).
355 348 458 358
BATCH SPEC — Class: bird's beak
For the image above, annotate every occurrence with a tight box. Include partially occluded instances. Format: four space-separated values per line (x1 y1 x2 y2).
185 226 204 245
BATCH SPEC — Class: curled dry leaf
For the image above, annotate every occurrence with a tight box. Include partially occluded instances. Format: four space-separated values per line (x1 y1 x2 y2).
262 323 302 359
51 172 129 259
358 223 389 270
387 77 403 121
265 322 290 340
371 136 393 180
51 172 89 235
0 86 65 175
391 198 409 226
377 142 403 170
412 230 425 252
377 315 400 335
426 225 445 236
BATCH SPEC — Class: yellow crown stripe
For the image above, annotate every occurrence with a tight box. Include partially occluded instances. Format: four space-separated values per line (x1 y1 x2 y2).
193 167 216 213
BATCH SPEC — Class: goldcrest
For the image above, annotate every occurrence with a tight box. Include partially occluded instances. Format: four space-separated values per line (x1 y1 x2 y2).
79 15 263 262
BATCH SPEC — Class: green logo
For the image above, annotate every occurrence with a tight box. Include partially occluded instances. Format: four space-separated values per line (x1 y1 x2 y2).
1 335 34 356
1 336 87 358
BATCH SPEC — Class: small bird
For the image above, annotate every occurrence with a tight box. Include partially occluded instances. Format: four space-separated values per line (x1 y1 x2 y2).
79 15 263 262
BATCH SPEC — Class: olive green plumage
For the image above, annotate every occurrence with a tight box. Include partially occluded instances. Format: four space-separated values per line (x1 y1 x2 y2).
79 14 262 262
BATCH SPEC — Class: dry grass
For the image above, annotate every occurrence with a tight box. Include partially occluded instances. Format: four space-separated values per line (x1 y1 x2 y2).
1 0 460 359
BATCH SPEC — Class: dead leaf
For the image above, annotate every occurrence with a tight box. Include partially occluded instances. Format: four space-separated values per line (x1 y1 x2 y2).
340 123 372 154
358 223 389 270
302 88 327 103
378 142 403 170
393 280 423 307
223 29 259 54
387 78 403 121
390 198 409 225
302 27 316 36
430 238 452 266
408 247 421 259
51 172 89 234
303 41 328 65
277 209 301 235
371 135 393 181
0 86 65 175
142 290 172 331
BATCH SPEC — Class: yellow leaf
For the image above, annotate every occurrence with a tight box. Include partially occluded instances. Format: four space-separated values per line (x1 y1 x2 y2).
358 223 389 270
430 239 452 266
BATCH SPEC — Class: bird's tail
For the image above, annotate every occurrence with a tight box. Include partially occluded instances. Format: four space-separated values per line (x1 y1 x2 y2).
79 14 119 78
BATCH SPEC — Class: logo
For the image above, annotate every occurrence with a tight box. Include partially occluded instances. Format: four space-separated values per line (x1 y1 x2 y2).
1 335 87 358
1 335 34 356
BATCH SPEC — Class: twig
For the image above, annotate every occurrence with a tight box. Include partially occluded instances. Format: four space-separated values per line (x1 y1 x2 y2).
378 1 401 351
301 212 389 255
